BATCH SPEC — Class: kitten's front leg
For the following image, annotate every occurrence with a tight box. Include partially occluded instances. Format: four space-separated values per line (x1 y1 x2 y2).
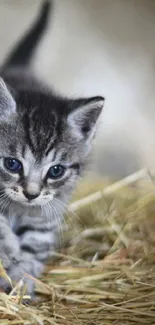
0 214 56 296
8 252 44 296
8 221 56 295
0 214 20 292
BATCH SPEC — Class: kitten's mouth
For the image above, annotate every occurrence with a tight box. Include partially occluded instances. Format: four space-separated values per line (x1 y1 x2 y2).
22 198 47 207
8 195 42 207
21 198 49 207
24 200 38 206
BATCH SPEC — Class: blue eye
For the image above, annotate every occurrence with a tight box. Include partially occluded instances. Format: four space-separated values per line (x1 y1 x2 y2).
48 165 65 179
4 158 22 173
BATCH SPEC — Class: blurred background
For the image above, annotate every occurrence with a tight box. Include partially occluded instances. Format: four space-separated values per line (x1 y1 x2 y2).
0 0 155 179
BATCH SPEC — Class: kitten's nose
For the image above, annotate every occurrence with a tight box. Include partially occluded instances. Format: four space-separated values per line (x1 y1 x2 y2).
23 191 39 201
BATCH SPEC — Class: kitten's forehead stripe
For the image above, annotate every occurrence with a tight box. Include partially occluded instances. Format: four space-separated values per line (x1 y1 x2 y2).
22 111 35 154
9 143 17 155
21 144 26 158
44 148 57 164
21 103 61 160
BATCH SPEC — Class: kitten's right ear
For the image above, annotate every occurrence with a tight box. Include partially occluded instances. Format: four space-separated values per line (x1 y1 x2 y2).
0 77 16 119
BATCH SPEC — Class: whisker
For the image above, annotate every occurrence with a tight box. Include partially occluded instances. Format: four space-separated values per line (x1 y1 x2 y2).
54 197 80 238
48 201 64 247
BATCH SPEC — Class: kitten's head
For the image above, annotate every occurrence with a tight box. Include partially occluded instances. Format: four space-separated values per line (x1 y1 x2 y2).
0 77 104 211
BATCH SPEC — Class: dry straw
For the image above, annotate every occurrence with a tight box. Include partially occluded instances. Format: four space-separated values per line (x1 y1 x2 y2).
1 168 155 324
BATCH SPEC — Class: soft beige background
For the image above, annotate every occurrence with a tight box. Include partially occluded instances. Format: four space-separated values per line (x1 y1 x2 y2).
0 0 155 178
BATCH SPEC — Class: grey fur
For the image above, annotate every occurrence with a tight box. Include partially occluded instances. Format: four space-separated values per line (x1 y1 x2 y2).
0 1 104 296
0 71 104 295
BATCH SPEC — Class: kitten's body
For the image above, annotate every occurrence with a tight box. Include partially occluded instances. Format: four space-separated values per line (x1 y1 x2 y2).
0 1 104 296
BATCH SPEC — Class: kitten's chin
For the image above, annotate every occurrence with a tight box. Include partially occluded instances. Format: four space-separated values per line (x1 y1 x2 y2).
17 200 49 208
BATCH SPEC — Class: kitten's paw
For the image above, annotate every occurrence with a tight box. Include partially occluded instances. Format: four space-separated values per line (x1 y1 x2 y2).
0 277 12 294
0 275 35 299
4 266 35 297
10 273 35 296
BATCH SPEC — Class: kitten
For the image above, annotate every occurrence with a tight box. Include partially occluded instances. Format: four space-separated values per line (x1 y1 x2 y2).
0 1 104 296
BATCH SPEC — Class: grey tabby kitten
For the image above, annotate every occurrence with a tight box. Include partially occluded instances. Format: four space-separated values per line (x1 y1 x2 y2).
0 1 104 296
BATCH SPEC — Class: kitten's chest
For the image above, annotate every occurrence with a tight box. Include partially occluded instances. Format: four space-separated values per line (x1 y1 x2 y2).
7 210 33 234
6 205 42 234
8 215 19 233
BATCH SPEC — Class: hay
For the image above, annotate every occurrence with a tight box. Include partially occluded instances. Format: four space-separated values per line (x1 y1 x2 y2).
1 169 155 324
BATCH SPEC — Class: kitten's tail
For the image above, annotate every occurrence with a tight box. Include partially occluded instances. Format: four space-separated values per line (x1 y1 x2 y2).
1 0 51 72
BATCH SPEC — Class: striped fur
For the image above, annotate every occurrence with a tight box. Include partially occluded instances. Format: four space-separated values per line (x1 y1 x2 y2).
0 1 104 296
0 74 104 295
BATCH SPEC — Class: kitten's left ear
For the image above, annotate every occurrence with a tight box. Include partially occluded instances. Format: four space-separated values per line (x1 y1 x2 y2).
67 96 104 141
0 77 16 120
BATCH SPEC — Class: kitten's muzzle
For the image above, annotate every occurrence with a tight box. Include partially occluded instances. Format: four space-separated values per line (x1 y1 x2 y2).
23 191 39 201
